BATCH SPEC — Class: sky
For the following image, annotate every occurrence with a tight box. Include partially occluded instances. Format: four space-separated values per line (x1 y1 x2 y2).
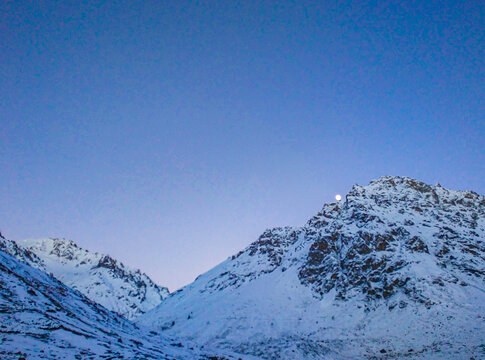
1 0 484 290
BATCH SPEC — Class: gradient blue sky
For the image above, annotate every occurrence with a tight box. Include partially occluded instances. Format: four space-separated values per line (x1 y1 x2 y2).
1 0 484 290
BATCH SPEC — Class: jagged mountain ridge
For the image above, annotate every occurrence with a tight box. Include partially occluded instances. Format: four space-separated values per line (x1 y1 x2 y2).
3 237 169 320
0 243 239 359
139 176 485 359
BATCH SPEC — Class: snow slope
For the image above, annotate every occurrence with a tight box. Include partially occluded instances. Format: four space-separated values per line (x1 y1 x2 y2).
139 176 485 359
0 242 243 359
5 237 169 320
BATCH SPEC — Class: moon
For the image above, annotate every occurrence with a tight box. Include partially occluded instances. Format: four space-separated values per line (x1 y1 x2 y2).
335 194 342 201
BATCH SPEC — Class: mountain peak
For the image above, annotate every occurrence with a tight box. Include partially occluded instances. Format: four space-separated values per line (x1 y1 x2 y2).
5 237 170 320
139 176 485 359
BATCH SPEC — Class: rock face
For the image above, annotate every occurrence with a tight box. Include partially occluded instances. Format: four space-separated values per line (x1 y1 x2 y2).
298 177 484 306
139 176 485 359
2 237 169 320
0 245 226 359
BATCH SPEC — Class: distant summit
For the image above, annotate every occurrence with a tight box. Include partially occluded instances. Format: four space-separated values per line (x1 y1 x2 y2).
1 237 169 320
139 176 485 359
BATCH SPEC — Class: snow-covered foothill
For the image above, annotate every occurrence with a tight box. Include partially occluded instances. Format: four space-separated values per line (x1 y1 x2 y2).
0 243 250 359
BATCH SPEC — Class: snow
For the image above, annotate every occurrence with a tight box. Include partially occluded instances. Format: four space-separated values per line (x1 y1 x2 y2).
138 176 485 359
2 175 484 359
9 237 169 320
0 243 246 359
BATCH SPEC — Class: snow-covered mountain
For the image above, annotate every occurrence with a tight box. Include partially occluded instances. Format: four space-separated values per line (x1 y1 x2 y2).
3 237 169 320
0 240 241 359
139 176 485 359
